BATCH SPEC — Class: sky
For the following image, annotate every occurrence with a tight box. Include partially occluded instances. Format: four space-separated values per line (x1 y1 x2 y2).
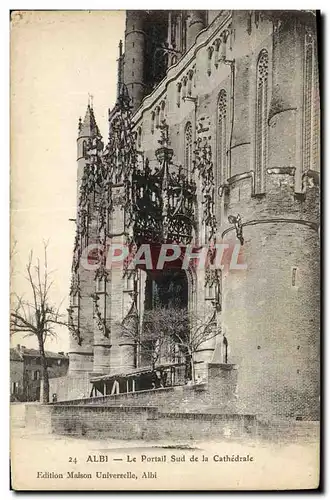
11 11 126 352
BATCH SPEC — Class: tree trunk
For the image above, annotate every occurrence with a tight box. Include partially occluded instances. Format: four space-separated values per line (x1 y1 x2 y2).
38 335 50 403
190 353 195 384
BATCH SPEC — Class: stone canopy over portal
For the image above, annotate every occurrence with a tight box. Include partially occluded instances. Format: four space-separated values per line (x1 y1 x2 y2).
68 80 220 390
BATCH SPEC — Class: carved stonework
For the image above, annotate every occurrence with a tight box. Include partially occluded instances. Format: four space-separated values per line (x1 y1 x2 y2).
157 119 170 148
196 115 211 134
112 188 126 209
69 271 80 298
228 214 244 245
205 268 219 288
70 92 198 350
193 130 217 240
205 267 222 312
95 264 109 283
69 89 139 348
67 305 83 346
129 120 196 244
92 293 110 339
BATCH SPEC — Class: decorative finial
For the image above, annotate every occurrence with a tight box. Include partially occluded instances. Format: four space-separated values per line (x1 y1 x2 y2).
78 116 82 132
88 93 94 109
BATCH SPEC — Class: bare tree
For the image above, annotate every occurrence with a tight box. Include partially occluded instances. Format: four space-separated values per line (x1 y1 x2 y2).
121 307 185 375
173 310 219 383
10 242 65 403
121 306 219 384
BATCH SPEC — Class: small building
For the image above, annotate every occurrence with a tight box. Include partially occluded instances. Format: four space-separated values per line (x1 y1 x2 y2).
10 345 69 402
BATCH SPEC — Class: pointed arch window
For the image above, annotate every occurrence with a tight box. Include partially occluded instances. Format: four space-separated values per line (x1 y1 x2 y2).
82 140 87 158
137 126 142 149
217 90 227 185
184 122 193 173
151 111 155 134
207 46 214 76
255 49 269 193
177 82 182 108
155 106 160 129
82 202 90 248
303 31 320 172
182 77 187 99
160 101 166 123
187 70 193 96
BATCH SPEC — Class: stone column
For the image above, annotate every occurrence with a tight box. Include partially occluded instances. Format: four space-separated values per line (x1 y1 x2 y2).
268 17 303 186
92 286 111 375
230 11 252 178
108 185 136 375
124 11 146 112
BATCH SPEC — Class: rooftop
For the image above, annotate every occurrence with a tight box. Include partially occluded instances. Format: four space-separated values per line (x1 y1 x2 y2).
10 346 68 361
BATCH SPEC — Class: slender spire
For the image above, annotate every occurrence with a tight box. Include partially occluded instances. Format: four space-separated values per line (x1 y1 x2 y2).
88 92 94 109
78 100 101 139
117 40 124 100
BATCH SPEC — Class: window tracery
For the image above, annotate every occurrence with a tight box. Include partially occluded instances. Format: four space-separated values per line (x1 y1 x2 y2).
217 89 227 185
255 49 269 193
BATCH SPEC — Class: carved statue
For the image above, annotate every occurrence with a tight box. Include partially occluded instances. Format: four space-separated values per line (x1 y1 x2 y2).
228 214 244 245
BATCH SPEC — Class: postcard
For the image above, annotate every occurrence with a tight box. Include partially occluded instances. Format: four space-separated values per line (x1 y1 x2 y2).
10 10 320 490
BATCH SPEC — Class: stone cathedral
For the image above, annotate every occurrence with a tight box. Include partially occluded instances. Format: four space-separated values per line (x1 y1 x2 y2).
55 10 320 421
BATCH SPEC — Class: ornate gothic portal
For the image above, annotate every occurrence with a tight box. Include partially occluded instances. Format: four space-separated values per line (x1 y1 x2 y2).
70 83 203 382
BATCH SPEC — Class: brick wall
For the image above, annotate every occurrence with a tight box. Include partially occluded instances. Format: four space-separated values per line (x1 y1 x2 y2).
41 403 257 441
51 405 158 440
25 402 319 443
221 172 320 419
144 412 257 441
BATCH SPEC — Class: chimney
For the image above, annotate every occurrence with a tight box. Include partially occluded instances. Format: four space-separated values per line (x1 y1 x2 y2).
17 344 20 351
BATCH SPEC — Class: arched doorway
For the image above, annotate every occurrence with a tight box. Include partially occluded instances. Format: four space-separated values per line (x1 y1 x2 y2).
139 269 190 384
144 269 188 311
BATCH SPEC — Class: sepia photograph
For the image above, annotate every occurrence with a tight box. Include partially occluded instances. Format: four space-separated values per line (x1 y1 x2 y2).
10 9 320 491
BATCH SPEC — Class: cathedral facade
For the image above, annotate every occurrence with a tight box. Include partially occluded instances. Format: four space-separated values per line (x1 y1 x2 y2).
66 10 320 418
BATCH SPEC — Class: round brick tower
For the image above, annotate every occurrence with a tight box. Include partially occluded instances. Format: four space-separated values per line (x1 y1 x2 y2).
221 173 320 418
124 10 146 113
219 12 320 419
68 104 100 374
